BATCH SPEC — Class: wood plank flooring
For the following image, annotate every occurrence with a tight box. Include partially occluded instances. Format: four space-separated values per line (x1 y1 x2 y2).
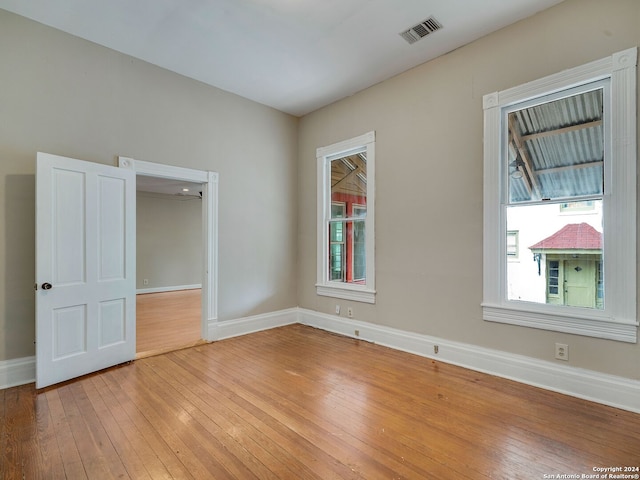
2 324 639 479
136 289 202 358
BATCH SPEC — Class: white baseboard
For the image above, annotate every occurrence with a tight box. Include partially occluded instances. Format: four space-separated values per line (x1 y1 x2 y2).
208 308 298 341
5 307 639 415
136 284 201 295
0 356 35 389
298 308 640 414
0 307 297 390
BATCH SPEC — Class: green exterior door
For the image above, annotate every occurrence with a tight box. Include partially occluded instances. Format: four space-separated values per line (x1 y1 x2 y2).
564 259 595 308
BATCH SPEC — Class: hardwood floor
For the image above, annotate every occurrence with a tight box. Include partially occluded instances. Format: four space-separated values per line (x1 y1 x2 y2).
2 324 639 479
136 289 203 358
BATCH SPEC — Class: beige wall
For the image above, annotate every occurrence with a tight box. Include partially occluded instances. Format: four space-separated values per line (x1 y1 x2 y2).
136 192 202 290
297 0 640 380
2 0 639 382
0 9 299 361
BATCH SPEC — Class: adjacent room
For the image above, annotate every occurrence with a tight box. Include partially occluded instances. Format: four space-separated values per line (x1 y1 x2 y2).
135 176 204 357
1 0 639 477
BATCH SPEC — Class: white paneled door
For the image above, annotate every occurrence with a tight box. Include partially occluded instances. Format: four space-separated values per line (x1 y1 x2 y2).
36 153 136 388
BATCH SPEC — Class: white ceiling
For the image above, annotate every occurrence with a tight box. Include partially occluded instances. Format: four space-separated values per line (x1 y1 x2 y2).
0 0 564 117
136 175 203 197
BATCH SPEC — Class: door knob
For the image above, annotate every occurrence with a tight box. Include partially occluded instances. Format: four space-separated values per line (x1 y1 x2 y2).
41 282 53 290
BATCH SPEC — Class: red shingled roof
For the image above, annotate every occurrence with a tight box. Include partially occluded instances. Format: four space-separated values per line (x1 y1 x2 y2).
529 223 602 250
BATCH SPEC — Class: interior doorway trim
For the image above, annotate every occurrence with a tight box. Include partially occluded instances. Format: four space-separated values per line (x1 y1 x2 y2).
118 157 218 341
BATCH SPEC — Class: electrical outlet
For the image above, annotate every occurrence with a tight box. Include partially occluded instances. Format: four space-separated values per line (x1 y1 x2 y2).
143 279 149 286
354 329 360 337
335 305 341 315
347 307 353 318
555 343 569 361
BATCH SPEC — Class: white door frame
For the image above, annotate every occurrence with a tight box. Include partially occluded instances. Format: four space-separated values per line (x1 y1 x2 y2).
118 157 218 340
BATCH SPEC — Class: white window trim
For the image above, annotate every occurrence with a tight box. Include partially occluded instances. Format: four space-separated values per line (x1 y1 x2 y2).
329 202 346 282
351 204 367 282
506 230 519 260
482 48 637 343
316 131 376 303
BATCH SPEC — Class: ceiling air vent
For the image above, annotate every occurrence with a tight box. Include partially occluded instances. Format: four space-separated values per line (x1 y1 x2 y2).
400 16 442 45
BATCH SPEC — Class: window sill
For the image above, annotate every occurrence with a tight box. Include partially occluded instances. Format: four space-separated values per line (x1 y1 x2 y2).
316 284 376 304
482 303 637 343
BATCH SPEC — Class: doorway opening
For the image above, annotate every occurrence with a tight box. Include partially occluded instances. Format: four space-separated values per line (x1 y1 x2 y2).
118 157 218 358
135 176 204 357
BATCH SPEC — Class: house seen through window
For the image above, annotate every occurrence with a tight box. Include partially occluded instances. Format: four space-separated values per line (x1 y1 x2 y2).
482 48 637 342
505 84 604 310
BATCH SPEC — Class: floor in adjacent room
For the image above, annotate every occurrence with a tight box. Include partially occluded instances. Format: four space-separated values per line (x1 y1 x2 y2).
136 288 203 358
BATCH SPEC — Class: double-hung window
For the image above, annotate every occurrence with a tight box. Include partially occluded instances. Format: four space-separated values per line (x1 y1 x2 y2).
329 203 346 281
317 132 376 303
506 231 519 260
482 48 637 342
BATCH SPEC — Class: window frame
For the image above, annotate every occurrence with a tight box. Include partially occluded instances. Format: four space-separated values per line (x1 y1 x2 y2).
547 259 561 300
316 131 376 303
482 48 637 343
506 230 519 260
329 202 346 282
560 200 596 213
351 204 367 282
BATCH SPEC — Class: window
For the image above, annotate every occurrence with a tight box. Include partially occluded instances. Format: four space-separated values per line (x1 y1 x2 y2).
560 200 595 213
329 203 346 281
352 205 366 281
547 260 560 297
317 132 375 303
482 48 637 342
506 231 519 259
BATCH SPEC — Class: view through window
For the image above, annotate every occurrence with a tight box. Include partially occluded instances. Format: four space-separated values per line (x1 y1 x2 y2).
329 152 367 285
482 48 637 342
505 84 605 310
316 131 376 304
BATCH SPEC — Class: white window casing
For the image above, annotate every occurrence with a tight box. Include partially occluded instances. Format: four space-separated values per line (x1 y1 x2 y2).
316 131 376 303
482 48 637 342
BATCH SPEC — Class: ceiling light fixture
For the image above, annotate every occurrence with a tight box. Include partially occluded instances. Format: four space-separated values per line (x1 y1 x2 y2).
510 159 524 179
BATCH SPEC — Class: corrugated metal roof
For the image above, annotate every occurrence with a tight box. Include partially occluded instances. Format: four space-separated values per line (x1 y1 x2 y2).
508 89 604 203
